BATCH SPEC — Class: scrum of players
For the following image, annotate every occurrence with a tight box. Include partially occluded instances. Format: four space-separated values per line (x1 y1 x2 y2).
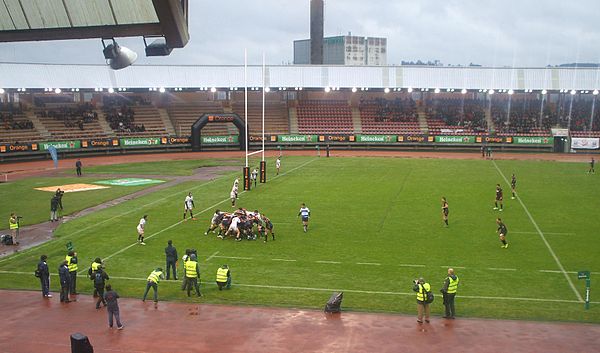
204 208 275 243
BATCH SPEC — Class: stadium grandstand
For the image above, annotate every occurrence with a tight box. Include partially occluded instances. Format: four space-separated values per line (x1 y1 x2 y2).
1 62 600 158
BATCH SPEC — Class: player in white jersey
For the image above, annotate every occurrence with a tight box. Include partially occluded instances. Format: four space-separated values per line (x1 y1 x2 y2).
276 157 281 175
297 203 310 233
251 168 258 187
228 216 241 241
137 215 147 245
183 192 195 220
230 184 238 207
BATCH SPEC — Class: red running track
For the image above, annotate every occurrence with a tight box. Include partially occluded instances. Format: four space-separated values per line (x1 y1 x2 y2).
0 290 598 353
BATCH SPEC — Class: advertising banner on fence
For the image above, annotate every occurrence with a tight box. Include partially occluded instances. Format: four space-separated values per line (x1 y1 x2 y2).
39 140 81 150
476 136 506 144
164 137 190 144
82 139 118 148
0 143 38 153
355 135 395 143
249 135 274 143
120 137 161 147
397 135 428 143
571 137 600 149
512 136 554 145
318 135 355 143
201 135 239 144
277 135 318 143
434 136 475 144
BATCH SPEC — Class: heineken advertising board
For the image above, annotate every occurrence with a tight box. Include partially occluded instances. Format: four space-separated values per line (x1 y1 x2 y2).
434 136 476 144
355 135 395 143
40 140 81 150
120 137 161 147
201 135 239 144
278 135 318 143
512 136 554 145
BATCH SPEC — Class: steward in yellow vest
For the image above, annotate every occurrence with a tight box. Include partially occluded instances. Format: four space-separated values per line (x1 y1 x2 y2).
216 265 231 290
65 251 78 295
184 254 201 297
143 268 164 303
9 213 19 245
441 268 459 319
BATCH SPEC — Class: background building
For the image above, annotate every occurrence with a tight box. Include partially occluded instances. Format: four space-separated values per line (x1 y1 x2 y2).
294 35 387 66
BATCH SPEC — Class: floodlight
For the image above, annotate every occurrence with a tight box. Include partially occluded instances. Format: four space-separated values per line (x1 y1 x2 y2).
461 89 467 94
265 87 271 92
570 90 576 95
108 87 115 93
488 89 495 95
324 87 331 93
102 40 137 70
434 88 440 94
407 87 413 93
384 88 390 93
159 87 166 93
54 88 61 94
0 88 4 94
541 89 547 95
351 87 357 93
593 89 599 95
508 89 514 95
210 87 216 93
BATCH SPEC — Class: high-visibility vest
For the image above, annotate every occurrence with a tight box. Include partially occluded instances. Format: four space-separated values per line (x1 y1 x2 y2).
91 262 101 272
185 261 198 278
447 276 459 294
216 268 229 282
416 283 431 302
66 255 78 272
147 270 163 283
9 217 18 230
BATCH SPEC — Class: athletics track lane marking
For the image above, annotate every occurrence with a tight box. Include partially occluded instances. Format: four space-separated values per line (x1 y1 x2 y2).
492 160 584 302
88 158 318 271
1 270 597 305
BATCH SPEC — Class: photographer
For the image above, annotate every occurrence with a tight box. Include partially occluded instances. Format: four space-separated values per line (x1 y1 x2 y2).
55 189 65 218
50 196 59 222
9 213 20 245
413 277 432 324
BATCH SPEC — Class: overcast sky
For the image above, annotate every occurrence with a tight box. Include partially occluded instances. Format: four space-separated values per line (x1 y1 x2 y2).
1 0 599 67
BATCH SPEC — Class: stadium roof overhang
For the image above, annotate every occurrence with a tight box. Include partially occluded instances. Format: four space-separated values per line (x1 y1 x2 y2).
0 63 599 93
0 0 188 48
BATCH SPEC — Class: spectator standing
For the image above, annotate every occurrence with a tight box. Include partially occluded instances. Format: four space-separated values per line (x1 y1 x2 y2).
58 260 71 303
165 240 178 280
104 285 124 330
441 268 459 319
94 267 110 309
37 255 52 298
413 277 431 324
75 159 82 176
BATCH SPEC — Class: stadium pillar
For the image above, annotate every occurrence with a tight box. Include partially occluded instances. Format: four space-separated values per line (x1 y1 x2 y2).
243 166 251 190
260 160 267 183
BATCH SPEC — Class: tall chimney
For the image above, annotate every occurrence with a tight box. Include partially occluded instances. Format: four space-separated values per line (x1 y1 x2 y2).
310 0 324 65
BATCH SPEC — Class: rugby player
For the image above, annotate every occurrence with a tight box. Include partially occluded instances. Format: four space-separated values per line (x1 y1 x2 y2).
276 157 281 175
496 217 509 249
441 197 449 227
510 174 517 199
493 184 503 211
204 209 223 235
183 192 195 220
298 203 310 233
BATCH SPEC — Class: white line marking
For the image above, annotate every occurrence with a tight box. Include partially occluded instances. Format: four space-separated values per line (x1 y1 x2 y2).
493 160 584 303
315 260 342 264
398 264 425 267
76 158 318 274
488 267 517 271
356 262 381 266
440 266 466 269
213 255 253 260
3 270 598 304
512 231 575 236
271 258 297 262
206 251 220 262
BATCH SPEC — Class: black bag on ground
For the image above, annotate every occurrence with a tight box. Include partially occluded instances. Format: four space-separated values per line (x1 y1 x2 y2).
1 234 13 245
324 292 343 313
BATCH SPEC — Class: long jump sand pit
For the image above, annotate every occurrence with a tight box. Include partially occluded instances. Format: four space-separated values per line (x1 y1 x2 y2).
34 183 110 193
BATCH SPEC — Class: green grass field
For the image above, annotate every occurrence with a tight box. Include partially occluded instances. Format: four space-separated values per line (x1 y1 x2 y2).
1 155 599 323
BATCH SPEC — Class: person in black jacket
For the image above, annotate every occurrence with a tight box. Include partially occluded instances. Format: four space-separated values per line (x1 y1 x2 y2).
58 260 71 303
37 255 52 298
94 268 110 309
165 240 178 280
50 196 59 222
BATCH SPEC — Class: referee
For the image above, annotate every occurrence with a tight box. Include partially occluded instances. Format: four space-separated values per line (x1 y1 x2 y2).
298 203 311 233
